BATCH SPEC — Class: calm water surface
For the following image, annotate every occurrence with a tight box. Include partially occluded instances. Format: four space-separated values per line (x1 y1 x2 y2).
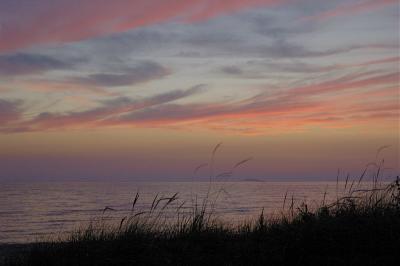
0 180 359 243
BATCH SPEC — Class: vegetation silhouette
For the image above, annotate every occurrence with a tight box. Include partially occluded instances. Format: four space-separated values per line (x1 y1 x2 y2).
2 145 400 266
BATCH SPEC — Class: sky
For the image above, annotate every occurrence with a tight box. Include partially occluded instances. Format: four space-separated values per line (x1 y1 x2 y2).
0 0 399 181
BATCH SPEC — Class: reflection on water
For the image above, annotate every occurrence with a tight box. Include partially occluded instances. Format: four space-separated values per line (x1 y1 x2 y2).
0 180 368 243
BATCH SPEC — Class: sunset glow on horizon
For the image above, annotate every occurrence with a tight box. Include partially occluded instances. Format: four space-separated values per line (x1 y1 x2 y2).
0 0 399 180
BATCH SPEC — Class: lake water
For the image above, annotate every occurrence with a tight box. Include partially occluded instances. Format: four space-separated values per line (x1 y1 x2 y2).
0 180 367 243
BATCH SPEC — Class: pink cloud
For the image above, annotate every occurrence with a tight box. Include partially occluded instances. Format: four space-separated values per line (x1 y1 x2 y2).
0 0 283 53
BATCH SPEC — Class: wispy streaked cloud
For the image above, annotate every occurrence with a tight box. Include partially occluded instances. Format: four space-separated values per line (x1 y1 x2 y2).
183 32 397 58
303 0 398 21
96 71 400 133
220 66 244 75
0 85 206 132
71 61 170 87
2 69 397 135
0 53 77 77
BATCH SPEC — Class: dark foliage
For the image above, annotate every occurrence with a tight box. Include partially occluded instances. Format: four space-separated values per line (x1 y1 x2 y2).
3 176 400 266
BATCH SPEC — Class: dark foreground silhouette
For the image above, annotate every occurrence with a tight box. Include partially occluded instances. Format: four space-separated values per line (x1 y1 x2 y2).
2 177 400 266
